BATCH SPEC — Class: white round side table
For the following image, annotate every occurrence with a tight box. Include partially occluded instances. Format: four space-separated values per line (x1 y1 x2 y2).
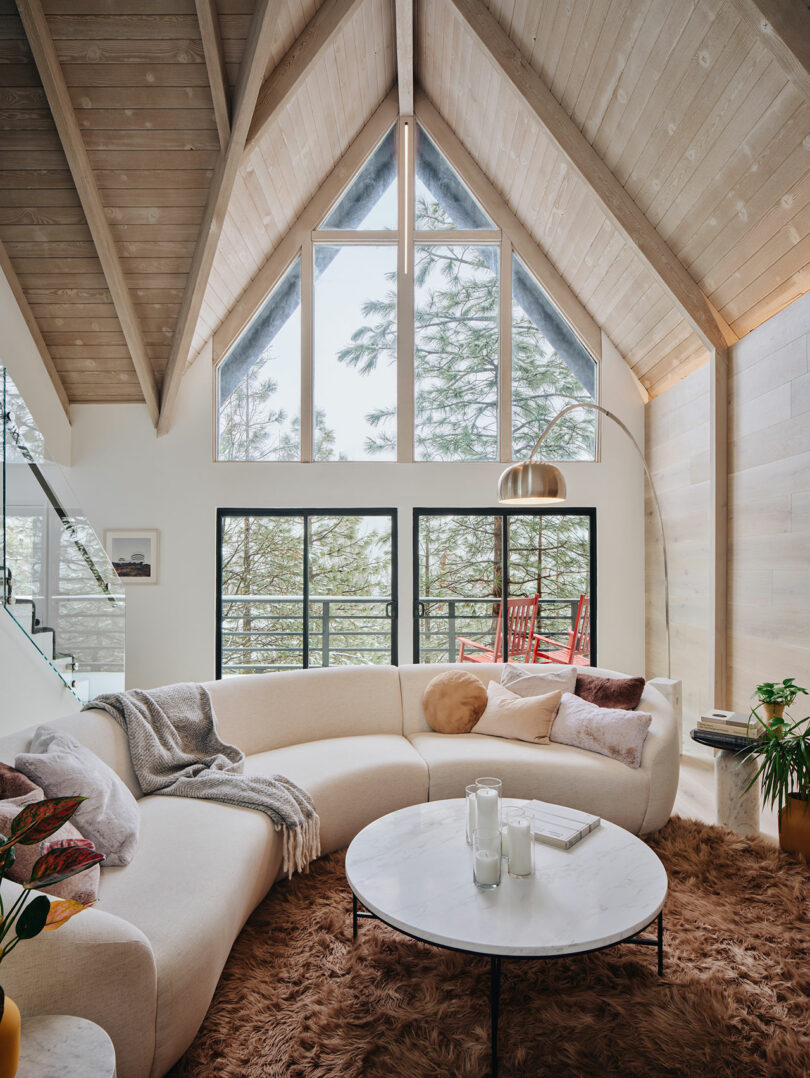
18 1015 115 1077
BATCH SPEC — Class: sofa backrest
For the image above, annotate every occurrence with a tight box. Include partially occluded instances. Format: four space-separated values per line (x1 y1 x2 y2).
0 708 142 797
203 664 404 755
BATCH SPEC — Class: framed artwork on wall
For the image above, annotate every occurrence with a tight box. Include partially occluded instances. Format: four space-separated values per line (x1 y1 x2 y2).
104 529 160 585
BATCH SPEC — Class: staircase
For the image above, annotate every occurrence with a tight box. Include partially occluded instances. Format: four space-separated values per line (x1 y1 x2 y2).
2 366 124 704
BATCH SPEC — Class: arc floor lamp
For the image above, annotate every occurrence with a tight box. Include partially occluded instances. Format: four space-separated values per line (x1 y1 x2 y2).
497 401 671 679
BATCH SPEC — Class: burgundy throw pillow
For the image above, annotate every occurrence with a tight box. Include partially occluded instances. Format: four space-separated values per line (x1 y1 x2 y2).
0 762 100 905
575 673 645 710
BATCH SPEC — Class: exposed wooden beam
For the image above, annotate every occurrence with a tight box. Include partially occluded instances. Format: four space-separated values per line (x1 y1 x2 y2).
214 90 399 363
0 237 70 418
158 0 280 435
415 89 602 362
247 0 363 148
728 0 810 102
195 0 231 151
16 0 161 426
395 0 414 115
447 0 737 357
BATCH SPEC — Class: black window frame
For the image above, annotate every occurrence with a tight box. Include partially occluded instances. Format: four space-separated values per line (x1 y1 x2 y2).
216 507 398 678
412 506 597 665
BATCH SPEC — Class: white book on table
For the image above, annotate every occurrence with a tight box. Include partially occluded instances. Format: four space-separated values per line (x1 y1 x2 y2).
527 800 601 833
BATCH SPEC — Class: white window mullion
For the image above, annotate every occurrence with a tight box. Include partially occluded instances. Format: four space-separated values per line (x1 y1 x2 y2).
397 116 415 462
301 235 314 462
499 234 512 463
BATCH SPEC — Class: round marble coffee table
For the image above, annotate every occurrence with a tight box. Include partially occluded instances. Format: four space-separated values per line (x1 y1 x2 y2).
346 798 667 1078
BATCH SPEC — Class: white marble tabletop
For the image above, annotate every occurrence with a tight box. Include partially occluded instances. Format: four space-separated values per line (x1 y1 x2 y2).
18 1014 116 1078
345 798 667 957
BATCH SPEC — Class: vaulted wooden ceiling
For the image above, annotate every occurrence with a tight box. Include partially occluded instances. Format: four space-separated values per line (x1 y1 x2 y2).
1 0 808 430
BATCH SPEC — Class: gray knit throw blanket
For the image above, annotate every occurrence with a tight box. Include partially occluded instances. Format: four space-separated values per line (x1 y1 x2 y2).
84 684 320 878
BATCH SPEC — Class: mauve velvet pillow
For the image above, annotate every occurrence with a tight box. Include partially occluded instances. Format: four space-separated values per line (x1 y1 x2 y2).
551 692 652 769
575 673 645 710
0 762 100 904
16 726 139 866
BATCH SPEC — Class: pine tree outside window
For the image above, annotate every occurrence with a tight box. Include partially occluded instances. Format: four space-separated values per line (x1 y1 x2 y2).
216 122 597 463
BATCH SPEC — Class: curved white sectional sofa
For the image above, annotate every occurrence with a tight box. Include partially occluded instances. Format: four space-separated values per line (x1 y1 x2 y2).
0 662 680 1078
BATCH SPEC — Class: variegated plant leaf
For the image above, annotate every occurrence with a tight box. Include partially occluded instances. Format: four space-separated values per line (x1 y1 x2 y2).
27 846 104 889
3 797 86 848
42 898 92 931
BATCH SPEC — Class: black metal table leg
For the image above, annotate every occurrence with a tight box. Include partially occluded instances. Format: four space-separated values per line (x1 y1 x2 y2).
353 892 358 939
657 910 664 977
490 955 501 1078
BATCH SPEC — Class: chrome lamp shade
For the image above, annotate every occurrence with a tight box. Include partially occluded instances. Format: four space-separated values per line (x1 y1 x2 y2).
497 461 567 504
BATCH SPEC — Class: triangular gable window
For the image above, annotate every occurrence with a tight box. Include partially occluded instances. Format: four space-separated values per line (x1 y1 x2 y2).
218 118 598 464
415 125 493 231
321 126 397 230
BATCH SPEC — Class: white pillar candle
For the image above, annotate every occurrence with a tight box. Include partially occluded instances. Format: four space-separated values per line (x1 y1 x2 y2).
508 819 533 876
476 787 499 832
474 850 500 886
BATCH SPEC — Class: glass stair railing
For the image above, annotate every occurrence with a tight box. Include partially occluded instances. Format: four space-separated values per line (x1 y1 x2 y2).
2 367 125 703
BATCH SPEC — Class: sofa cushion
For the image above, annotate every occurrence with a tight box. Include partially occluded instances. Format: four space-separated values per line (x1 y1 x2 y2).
16 726 140 866
204 666 404 754
575 672 645 710
423 670 488 733
471 682 561 743
501 663 577 697
245 735 429 856
96 794 283 1078
551 693 652 769
407 731 651 833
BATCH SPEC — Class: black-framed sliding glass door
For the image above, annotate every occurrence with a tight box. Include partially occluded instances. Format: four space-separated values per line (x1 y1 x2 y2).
413 508 596 665
216 509 397 677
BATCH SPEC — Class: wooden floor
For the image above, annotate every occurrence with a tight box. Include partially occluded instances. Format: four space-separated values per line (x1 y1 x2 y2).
674 754 779 842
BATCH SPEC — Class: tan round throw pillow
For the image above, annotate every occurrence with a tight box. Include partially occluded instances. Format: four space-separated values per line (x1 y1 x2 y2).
422 671 488 733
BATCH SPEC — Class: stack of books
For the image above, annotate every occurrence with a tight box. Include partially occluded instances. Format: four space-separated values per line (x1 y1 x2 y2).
524 800 601 850
695 710 759 739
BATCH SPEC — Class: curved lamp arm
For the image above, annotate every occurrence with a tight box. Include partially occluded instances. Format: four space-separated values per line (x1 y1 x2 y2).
529 401 670 680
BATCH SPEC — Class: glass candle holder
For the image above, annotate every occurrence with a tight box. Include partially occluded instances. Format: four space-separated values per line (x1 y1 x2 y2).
507 815 535 878
474 777 502 833
465 783 479 845
472 827 502 889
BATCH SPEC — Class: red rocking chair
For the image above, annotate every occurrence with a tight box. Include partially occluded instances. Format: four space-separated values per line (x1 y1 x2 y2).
458 595 539 663
531 594 590 666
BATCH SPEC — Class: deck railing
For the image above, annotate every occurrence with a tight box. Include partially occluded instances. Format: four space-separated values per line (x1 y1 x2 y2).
219 593 582 673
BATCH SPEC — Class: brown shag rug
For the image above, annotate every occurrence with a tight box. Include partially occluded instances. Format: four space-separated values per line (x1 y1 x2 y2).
170 817 809 1077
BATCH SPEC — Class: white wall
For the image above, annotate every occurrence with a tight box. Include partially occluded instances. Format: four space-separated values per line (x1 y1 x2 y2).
66 336 646 689
0 611 79 733
0 265 71 466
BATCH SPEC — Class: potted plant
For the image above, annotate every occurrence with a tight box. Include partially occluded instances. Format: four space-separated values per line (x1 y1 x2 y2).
743 715 810 856
751 678 808 735
0 796 103 1078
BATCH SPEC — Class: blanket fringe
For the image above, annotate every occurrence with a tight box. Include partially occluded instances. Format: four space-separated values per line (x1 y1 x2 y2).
281 813 321 879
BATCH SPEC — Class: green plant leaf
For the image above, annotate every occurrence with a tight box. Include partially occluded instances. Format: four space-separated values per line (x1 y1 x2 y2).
27 846 103 890
4 797 86 848
15 894 51 939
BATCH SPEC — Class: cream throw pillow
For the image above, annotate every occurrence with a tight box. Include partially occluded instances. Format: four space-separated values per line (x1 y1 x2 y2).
501 663 577 698
472 682 561 744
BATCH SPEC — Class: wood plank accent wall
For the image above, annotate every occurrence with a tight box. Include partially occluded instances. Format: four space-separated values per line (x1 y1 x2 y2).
646 291 810 752
727 291 810 710
645 363 713 749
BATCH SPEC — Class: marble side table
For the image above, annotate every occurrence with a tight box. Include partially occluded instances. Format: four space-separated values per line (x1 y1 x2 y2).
690 729 760 837
18 1015 116 1078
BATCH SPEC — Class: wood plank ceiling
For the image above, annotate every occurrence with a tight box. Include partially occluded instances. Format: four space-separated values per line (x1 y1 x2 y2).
0 0 807 417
